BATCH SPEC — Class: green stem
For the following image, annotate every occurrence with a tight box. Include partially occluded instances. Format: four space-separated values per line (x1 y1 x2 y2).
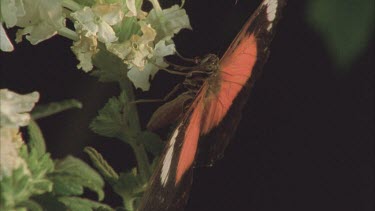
124 197 135 211
58 27 79 41
130 141 151 183
149 0 163 14
118 70 151 183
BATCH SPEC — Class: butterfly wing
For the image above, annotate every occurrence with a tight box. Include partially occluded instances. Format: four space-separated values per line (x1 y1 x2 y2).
138 93 206 211
147 92 193 131
197 0 287 165
138 0 287 210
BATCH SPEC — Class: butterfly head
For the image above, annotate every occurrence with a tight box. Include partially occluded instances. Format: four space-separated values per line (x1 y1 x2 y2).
197 54 220 74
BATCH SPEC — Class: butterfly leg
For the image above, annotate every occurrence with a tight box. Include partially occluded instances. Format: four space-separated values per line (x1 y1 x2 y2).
175 50 199 64
165 61 197 72
151 62 191 76
131 83 183 104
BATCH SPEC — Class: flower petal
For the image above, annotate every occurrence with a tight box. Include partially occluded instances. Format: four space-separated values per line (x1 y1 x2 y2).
92 3 124 26
127 63 158 91
97 21 118 43
125 0 137 17
147 5 191 41
1 0 26 27
0 89 39 128
0 24 14 52
71 35 99 72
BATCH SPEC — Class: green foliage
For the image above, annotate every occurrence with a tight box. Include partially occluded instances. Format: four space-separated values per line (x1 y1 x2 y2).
138 131 164 156
84 147 119 183
1 144 54 210
1 119 112 210
91 50 127 83
31 99 82 120
90 91 135 142
307 0 374 71
32 193 68 211
58 196 113 211
27 120 46 158
1 167 34 210
17 199 44 211
113 169 147 211
51 156 105 201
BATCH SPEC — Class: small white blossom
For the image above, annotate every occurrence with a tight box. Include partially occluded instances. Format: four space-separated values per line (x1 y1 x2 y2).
0 89 38 178
147 5 191 42
107 21 156 71
127 39 175 91
71 3 124 43
0 89 39 128
71 34 99 72
15 0 65 45
0 0 26 28
0 127 28 177
71 3 124 72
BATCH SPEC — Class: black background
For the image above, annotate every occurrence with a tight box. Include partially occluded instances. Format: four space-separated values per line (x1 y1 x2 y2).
1 0 373 210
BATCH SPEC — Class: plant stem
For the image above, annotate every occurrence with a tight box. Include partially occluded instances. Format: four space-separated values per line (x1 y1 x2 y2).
129 141 151 182
118 70 151 183
57 27 79 41
149 0 162 14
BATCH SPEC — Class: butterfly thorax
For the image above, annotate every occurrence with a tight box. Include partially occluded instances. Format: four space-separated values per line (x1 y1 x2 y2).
182 54 221 97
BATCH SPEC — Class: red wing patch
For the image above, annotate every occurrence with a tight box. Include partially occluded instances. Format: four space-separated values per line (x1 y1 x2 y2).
176 94 205 184
201 34 258 134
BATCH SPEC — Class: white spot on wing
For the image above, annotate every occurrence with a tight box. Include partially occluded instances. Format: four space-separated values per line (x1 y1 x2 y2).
263 0 278 31
267 23 273 31
160 124 181 186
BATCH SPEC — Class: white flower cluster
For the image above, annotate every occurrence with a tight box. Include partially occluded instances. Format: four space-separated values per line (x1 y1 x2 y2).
0 89 39 178
0 0 65 50
1 0 191 91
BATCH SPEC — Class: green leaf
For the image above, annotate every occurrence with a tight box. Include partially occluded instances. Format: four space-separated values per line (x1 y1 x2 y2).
58 196 113 211
84 147 119 183
0 167 31 210
52 156 105 201
16 200 43 211
30 179 54 195
31 99 82 120
1 142 54 210
24 149 54 181
27 120 46 158
19 145 54 195
113 169 147 210
307 0 374 71
91 49 129 84
138 131 164 156
90 91 135 142
49 173 84 196
32 193 67 211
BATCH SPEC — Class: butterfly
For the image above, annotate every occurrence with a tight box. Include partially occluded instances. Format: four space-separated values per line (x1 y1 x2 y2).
138 0 287 210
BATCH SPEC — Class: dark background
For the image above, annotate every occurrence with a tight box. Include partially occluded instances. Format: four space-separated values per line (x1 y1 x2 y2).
1 0 373 211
